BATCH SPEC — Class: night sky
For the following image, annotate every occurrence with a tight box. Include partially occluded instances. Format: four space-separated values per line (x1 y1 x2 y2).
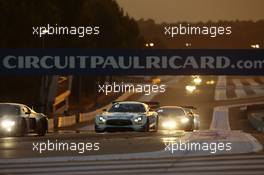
117 0 264 23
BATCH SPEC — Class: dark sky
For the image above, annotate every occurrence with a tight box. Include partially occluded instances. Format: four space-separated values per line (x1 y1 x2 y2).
116 0 264 23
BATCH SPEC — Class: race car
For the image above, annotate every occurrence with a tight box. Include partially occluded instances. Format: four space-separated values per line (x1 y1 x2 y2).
156 106 200 131
181 106 200 130
192 75 202 85
0 103 48 136
95 101 159 132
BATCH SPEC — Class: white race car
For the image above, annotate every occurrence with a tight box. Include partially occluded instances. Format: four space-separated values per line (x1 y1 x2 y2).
157 106 200 131
0 103 48 136
95 101 159 132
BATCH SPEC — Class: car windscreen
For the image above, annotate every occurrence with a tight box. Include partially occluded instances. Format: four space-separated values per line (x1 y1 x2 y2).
157 108 185 117
0 105 20 116
108 103 146 113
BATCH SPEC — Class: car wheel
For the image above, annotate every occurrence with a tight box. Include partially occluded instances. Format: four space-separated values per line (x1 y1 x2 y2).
143 119 150 132
95 129 105 133
36 119 47 136
185 120 194 132
153 118 159 132
95 125 105 133
16 118 26 137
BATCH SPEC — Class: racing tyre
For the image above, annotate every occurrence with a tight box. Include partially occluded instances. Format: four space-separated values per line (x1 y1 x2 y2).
185 120 194 132
153 118 159 132
16 118 26 137
143 119 150 132
95 125 105 133
36 119 47 136
95 129 105 133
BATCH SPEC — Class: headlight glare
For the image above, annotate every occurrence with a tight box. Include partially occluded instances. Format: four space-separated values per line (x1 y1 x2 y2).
1 120 15 132
99 116 106 123
185 85 196 93
134 116 143 123
193 77 202 85
181 117 190 124
162 121 177 129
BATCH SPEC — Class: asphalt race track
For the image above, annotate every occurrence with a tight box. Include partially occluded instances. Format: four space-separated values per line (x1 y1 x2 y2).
1 76 264 175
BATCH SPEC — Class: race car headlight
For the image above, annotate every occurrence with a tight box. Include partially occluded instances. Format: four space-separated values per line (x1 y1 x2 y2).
98 116 106 123
1 120 15 132
134 116 143 123
185 85 196 93
181 117 190 124
162 121 177 129
193 77 202 85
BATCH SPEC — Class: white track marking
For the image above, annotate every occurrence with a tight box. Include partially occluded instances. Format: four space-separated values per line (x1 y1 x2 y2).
215 76 227 101
210 100 264 155
246 79 259 86
234 89 247 98
233 79 247 98
247 79 264 95
233 79 244 87
210 106 230 130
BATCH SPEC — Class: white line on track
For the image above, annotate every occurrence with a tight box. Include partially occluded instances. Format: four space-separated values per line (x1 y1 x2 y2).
233 79 247 98
210 106 230 130
215 76 227 101
247 79 264 95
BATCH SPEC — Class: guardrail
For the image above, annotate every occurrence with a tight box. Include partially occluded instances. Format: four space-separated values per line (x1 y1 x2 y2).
48 92 133 131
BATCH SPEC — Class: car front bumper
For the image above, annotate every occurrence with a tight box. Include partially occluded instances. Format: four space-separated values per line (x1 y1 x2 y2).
159 119 193 130
95 120 147 132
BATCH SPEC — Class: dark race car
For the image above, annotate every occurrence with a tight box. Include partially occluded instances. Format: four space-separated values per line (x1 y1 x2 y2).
0 103 48 136
156 106 200 131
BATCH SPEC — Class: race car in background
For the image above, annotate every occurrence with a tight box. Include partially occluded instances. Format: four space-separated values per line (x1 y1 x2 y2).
156 106 200 131
182 106 200 130
0 103 48 136
95 101 159 132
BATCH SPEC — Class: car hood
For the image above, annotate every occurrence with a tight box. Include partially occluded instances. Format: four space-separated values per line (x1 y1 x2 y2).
100 112 145 119
0 114 19 120
159 115 186 120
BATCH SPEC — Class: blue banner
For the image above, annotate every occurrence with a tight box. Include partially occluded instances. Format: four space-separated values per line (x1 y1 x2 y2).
0 49 263 75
